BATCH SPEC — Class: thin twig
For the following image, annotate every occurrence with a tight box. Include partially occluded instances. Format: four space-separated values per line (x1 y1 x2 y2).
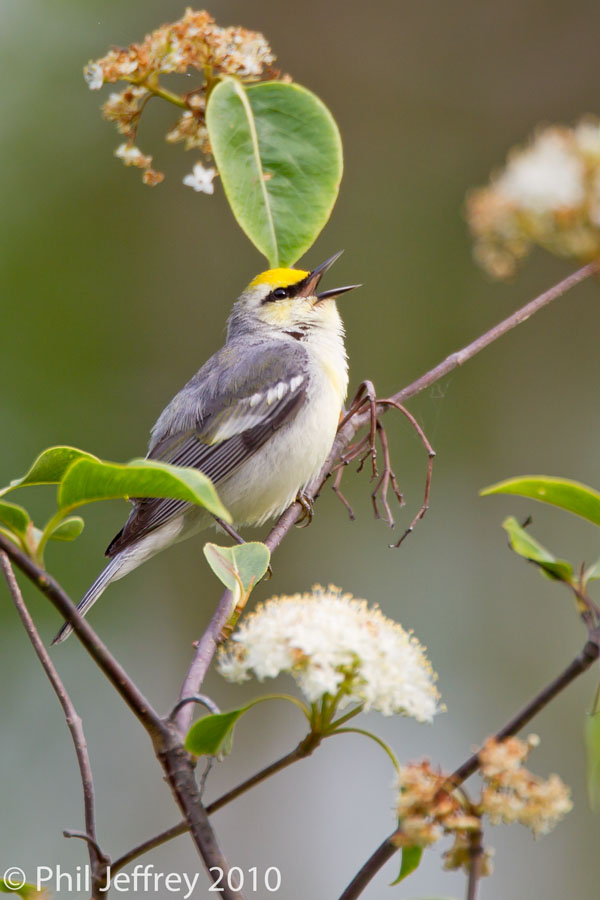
63 830 107 862
337 631 600 900
111 820 190 875
111 733 322 874
390 260 600 407
175 588 235 735
378 398 435 545
0 538 245 900
453 634 600 782
466 827 484 900
337 838 398 900
0 534 163 736
169 693 220 723
206 732 321 815
0 553 108 894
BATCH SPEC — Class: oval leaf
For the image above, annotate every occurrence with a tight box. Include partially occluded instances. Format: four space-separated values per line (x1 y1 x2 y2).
0 499 31 540
58 458 230 521
204 542 270 603
47 516 85 542
185 706 250 757
482 476 600 527
0 446 99 496
207 79 343 266
391 845 423 885
502 516 573 583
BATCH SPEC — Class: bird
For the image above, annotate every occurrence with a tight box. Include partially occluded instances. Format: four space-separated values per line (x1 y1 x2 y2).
52 251 359 644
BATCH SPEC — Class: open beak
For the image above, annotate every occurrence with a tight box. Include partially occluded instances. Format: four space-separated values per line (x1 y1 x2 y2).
301 250 361 302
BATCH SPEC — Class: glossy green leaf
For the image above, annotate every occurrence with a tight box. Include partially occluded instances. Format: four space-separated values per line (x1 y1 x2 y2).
204 542 270 603
206 79 343 266
58 458 230 521
47 516 85 542
185 706 251 757
482 476 600 527
0 446 99 496
0 499 31 540
391 844 423 885
501 516 573 582
585 686 600 812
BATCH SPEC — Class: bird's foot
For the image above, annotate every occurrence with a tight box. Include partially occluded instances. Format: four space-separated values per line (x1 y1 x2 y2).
295 491 314 527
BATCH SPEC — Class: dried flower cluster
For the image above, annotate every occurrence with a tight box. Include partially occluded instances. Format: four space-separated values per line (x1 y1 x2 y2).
479 735 573 836
84 9 280 186
393 735 572 876
394 761 493 876
467 117 600 277
217 585 441 722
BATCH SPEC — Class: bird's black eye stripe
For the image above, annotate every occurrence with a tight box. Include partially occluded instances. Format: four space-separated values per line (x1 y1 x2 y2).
263 286 290 303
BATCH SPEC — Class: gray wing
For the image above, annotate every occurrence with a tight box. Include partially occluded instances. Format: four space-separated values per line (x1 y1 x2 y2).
106 341 308 557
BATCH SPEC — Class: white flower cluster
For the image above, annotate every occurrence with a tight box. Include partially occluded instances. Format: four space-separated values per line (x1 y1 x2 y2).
496 131 585 214
467 117 600 277
217 585 441 722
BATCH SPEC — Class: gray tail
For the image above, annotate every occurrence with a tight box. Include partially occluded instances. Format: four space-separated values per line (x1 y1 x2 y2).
51 556 124 646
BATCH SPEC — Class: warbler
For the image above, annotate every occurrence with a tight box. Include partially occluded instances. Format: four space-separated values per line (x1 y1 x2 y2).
53 251 358 644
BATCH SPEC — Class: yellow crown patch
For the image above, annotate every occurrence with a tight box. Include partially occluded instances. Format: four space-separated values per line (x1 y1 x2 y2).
249 267 309 289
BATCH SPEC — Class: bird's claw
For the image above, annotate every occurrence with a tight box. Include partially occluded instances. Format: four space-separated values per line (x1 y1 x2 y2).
295 492 314 527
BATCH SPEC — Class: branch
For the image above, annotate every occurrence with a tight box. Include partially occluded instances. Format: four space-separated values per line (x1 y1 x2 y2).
0 553 108 896
393 262 600 405
177 262 600 719
452 635 600 782
154 728 247 900
0 533 164 736
0 536 246 899
337 631 600 900
175 588 235 734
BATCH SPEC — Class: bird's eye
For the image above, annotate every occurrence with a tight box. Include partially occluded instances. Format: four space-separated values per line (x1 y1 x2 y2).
272 288 288 300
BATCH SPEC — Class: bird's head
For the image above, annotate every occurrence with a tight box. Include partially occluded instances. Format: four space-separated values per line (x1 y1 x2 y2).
228 251 359 340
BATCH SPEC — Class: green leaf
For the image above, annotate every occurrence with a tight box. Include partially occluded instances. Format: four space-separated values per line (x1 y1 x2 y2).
482 476 600 527
204 541 270 605
185 706 251 757
206 79 343 266
0 499 31 540
390 845 423 885
585 686 600 812
47 516 85 542
501 516 573 582
0 446 99 496
57 458 230 521
0 880 46 898
584 558 600 585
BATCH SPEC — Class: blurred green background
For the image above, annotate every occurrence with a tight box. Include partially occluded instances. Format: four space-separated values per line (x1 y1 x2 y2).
2 0 600 897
